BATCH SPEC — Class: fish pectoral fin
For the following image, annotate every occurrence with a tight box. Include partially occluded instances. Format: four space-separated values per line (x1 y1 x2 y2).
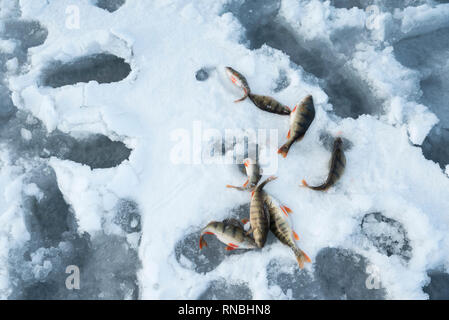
242 179 249 188
287 129 291 139
282 205 293 213
199 236 208 250
241 218 249 225
226 184 245 191
293 230 300 241
225 245 236 251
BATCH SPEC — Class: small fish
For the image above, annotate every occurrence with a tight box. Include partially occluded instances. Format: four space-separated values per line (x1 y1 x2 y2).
225 66 251 102
247 176 277 248
248 94 291 115
226 158 262 191
199 219 257 251
278 95 315 158
302 137 346 191
263 193 311 269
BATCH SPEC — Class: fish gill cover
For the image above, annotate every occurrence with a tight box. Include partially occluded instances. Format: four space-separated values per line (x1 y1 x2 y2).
0 0 449 300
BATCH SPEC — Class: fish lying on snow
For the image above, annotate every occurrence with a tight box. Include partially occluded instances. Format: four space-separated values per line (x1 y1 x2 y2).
263 193 311 269
302 137 346 191
226 158 262 191
248 176 277 248
225 67 251 102
278 95 315 158
199 219 257 251
225 67 291 115
248 94 291 115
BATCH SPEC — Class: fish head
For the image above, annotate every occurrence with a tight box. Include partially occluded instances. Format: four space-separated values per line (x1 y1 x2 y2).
245 237 258 249
224 66 237 80
253 229 267 248
224 66 245 90
243 158 260 176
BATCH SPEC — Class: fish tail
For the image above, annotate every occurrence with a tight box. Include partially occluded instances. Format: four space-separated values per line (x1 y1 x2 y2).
256 176 277 191
199 235 208 250
234 88 250 103
234 94 248 103
301 179 329 191
277 140 292 158
294 248 311 269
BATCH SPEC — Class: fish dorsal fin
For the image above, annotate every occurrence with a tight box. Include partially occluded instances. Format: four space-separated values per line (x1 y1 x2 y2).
223 218 243 228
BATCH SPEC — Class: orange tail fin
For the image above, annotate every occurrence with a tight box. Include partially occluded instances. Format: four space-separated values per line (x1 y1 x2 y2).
199 236 208 250
277 144 289 158
296 249 311 269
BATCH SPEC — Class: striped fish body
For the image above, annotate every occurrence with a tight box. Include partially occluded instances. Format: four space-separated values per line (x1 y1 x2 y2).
278 95 315 158
303 137 346 191
248 94 291 115
225 67 250 102
263 193 295 246
263 192 311 269
250 189 270 248
201 221 257 250
249 176 277 248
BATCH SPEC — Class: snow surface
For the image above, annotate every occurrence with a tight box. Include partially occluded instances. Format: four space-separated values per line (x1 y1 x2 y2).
1 0 449 299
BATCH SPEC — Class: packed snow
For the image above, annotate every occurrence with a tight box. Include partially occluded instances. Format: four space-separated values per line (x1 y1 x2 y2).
1 0 449 300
